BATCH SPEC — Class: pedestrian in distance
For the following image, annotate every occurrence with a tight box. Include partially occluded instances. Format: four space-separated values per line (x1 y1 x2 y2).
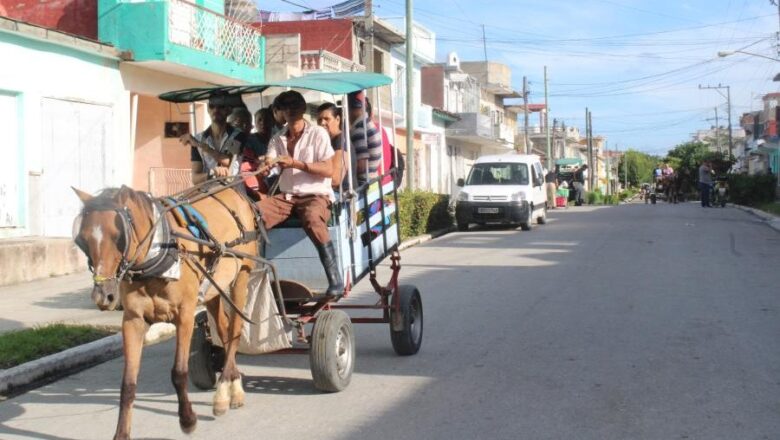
698 160 714 207
573 164 587 206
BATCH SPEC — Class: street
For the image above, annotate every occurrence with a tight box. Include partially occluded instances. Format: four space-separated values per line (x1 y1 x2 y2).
2 203 780 440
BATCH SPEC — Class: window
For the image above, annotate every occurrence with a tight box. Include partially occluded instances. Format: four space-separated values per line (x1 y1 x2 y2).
466 163 529 185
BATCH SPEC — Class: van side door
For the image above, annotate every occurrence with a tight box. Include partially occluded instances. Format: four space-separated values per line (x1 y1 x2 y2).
531 162 545 204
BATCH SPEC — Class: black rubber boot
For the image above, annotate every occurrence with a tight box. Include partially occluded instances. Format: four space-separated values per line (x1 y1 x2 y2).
316 241 344 297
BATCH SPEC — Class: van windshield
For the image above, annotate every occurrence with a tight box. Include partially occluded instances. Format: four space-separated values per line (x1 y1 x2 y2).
466 163 529 185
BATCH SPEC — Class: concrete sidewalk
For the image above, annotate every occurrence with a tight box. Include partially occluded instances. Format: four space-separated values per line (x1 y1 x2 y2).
0 271 122 334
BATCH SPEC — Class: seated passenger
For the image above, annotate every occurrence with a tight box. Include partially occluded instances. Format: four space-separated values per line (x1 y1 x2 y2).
347 91 383 187
228 107 272 198
316 102 348 190
258 91 343 297
364 98 394 186
180 93 244 184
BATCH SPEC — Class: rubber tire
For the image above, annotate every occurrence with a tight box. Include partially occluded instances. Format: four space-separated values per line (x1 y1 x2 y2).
189 311 218 390
310 310 355 392
390 285 424 356
520 204 533 231
537 206 547 225
651 194 657 204
457 221 469 231
721 201 726 208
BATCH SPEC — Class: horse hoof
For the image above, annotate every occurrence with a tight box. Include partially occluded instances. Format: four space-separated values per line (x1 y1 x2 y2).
229 377 245 409
213 400 229 416
180 415 197 434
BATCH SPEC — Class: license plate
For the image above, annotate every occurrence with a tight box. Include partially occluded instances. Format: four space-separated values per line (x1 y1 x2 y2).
478 207 499 214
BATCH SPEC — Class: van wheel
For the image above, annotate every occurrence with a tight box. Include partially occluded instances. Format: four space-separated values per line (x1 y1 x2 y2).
537 206 547 225
520 204 533 231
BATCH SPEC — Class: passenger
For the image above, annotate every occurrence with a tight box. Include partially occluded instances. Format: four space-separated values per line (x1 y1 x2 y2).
365 99 394 185
316 102 348 189
228 107 270 198
258 91 344 297
180 93 244 184
347 91 383 186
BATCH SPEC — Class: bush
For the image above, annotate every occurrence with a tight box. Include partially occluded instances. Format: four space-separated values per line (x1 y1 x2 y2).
603 194 619 205
727 174 777 206
586 190 604 205
397 190 453 239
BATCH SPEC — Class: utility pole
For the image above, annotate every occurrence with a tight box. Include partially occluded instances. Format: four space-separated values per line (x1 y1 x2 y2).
552 118 558 165
523 76 530 154
561 121 567 159
365 0 373 73
405 0 414 190
699 83 733 158
544 66 551 170
481 24 488 63
605 141 611 196
714 106 721 154
587 109 594 190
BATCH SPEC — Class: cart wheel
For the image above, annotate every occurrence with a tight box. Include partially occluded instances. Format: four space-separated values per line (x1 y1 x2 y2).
651 194 657 204
310 310 355 392
537 206 547 225
520 204 533 231
390 285 424 356
189 311 223 390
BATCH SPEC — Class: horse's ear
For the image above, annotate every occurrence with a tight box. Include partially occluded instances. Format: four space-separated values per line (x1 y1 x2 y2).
72 187 93 203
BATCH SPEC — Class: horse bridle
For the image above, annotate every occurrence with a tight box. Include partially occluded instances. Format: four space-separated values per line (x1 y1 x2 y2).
74 206 135 284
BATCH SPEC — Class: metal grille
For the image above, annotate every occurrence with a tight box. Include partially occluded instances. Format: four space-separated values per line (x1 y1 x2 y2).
148 168 193 197
473 195 508 201
168 0 262 68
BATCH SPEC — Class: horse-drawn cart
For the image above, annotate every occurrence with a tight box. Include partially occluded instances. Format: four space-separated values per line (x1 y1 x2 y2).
158 73 423 393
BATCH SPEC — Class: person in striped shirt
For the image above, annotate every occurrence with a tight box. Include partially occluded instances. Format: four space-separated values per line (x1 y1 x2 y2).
347 91 383 187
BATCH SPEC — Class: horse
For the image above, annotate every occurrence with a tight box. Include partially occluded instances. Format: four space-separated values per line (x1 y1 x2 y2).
663 173 680 204
72 184 259 440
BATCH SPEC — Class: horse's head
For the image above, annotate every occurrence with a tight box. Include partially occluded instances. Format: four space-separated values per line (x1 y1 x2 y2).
72 186 136 311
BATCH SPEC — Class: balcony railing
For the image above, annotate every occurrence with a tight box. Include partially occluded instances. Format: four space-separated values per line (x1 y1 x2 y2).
168 0 263 68
301 49 365 73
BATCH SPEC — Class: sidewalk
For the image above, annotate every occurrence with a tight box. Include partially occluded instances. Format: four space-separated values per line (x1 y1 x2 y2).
0 271 122 334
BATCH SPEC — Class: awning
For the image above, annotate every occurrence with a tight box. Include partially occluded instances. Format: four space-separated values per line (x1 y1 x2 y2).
158 72 393 103
555 158 585 166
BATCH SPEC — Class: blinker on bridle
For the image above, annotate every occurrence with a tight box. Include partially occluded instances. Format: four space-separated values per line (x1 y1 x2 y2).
74 206 135 284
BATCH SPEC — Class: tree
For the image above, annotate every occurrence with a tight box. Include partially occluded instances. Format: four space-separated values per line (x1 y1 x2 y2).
664 141 734 194
617 149 659 187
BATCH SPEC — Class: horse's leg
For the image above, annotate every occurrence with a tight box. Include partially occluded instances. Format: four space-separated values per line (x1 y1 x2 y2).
113 315 146 440
204 296 231 416
220 265 251 412
172 301 198 433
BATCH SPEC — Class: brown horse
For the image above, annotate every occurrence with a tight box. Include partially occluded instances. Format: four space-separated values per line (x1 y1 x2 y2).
72 185 258 440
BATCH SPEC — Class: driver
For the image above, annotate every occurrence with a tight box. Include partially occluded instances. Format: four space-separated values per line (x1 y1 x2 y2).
180 93 244 184
258 91 344 297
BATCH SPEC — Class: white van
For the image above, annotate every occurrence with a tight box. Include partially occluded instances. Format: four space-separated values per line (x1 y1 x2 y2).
454 154 548 231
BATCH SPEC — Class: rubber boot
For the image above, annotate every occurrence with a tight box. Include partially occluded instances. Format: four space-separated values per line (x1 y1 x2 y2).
316 241 344 297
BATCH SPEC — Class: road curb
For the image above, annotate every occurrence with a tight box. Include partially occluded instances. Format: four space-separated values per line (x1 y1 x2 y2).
0 322 176 398
1 227 452 398
731 203 780 233
398 226 455 251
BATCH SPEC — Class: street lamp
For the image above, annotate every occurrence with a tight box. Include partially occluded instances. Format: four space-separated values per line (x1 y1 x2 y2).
717 50 780 62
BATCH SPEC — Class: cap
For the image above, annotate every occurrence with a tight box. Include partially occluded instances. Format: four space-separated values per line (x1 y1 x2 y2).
347 91 365 109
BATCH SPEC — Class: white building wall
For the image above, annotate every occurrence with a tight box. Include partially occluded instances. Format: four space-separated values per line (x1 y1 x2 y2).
0 33 131 238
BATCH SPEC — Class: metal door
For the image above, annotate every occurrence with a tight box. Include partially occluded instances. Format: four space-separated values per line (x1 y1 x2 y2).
41 98 112 237
0 93 20 229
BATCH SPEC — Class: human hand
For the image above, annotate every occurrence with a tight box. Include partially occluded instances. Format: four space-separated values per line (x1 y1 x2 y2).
213 166 230 177
179 133 197 147
276 156 295 169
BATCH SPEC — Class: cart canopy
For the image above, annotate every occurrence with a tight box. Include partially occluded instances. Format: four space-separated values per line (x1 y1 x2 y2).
158 72 393 103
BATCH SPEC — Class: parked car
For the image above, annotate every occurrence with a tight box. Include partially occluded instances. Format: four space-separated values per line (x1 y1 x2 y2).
454 154 548 231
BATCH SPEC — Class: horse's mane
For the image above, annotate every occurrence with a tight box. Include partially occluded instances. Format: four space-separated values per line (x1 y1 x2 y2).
81 187 150 215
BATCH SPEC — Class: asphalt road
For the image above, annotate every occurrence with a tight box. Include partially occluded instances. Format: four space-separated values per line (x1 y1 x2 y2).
2 202 780 440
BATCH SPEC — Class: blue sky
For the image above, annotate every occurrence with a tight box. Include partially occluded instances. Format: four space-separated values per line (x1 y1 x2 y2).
257 0 780 155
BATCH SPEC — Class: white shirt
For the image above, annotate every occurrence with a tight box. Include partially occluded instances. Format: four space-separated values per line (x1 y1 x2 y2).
266 121 335 201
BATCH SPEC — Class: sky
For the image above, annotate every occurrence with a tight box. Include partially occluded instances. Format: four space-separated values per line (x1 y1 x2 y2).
256 0 780 155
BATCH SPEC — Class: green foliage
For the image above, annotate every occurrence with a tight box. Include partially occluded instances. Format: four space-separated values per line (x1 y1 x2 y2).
618 189 637 201
603 194 619 205
727 174 777 206
756 201 780 216
586 190 603 205
397 190 453 239
0 324 114 369
617 149 661 187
